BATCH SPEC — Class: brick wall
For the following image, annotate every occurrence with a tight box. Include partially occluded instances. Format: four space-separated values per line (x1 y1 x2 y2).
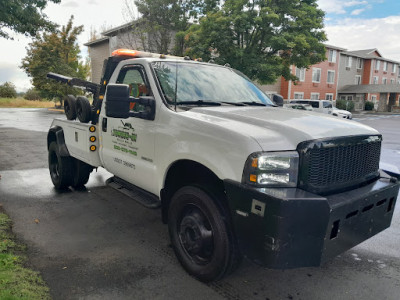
281 49 340 100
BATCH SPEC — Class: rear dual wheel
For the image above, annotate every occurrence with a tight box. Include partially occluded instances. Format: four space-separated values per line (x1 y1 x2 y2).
48 142 73 189
48 141 92 189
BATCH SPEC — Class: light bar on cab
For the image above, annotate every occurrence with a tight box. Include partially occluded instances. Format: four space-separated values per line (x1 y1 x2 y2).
111 48 186 60
111 49 139 57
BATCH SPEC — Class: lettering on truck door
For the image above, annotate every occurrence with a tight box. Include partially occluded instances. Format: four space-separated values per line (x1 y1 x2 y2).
100 64 157 193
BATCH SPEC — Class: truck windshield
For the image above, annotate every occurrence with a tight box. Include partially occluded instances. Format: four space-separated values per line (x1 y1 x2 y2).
152 61 273 106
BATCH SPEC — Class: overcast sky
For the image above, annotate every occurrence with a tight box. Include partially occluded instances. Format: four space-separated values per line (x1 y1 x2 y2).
0 0 399 92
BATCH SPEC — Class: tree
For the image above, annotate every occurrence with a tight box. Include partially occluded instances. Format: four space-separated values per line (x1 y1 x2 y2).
24 88 42 101
0 82 17 98
185 0 327 84
125 0 212 55
21 16 89 103
0 0 61 39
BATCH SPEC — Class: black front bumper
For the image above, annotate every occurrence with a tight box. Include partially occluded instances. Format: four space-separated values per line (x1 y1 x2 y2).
224 175 399 269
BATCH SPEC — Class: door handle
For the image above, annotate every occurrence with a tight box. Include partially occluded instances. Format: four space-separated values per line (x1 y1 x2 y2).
102 117 107 132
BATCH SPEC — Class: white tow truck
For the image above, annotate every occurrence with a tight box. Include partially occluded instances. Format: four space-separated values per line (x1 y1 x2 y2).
47 49 399 282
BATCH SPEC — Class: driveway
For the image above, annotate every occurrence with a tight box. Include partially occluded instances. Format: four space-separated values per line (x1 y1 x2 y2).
0 108 399 300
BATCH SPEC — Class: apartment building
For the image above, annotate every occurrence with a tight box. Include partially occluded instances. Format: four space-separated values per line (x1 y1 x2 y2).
279 45 346 102
337 49 400 111
276 46 400 111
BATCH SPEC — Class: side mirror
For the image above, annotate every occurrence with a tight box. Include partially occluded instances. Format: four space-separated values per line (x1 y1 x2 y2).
105 84 156 120
272 94 284 107
129 96 156 121
105 84 130 118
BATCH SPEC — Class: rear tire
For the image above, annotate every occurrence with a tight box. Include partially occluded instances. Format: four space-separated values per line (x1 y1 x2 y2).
72 159 92 188
76 96 92 123
48 142 73 189
64 95 77 120
168 186 241 282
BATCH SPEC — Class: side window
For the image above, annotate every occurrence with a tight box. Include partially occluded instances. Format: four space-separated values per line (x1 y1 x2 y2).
116 66 152 113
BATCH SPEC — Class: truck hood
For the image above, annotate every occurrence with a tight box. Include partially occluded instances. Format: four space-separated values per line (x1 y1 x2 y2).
187 106 378 151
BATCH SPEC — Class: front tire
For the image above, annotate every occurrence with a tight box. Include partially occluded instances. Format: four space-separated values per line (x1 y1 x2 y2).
168 186 240 282
48 142 73 189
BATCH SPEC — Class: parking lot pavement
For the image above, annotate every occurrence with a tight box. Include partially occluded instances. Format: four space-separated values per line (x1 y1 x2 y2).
1 108 400 300
352 114 400 122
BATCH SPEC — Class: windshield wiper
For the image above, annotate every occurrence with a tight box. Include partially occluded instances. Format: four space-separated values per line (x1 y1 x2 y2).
239 101 268 106
220 101 246 106
176 100 221 106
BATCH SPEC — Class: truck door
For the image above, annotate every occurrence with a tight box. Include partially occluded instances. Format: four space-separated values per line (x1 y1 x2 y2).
100 64 157 194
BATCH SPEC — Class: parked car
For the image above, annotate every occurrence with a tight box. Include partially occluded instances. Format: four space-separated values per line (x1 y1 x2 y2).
284 103 313 111
289 99 333 114
332 107 352 119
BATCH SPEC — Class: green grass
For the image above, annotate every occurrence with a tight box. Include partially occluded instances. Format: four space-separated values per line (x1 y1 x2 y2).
0 98 55 108
0 211 50 300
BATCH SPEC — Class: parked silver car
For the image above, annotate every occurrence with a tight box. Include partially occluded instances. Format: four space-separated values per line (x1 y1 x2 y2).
332 107 352 119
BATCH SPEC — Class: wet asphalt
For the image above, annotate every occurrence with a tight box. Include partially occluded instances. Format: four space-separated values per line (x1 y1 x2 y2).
0 108 399 300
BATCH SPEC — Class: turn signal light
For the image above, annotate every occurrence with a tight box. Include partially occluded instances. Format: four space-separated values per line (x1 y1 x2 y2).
250 174 257 182
90 136 96 142
90 145 97 152
89 126 96 132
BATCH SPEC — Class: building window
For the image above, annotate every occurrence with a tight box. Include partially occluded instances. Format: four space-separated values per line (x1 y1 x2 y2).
383 61 388 72
391 78 395 84
327 70 335 84
356 58 363 69
326 93 334 101
392 64 397 74
311 93 320 100
328 49 337 63
355 75 362 85
382 78 387 84
345 56 352 68
295 67 305 81
375 60 381 70
312 68 321 83
340 95 353 101
294 92 304 99
373 76 379 84
371 95 377 105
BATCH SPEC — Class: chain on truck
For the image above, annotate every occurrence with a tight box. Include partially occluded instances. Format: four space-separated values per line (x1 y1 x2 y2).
46 49 400 282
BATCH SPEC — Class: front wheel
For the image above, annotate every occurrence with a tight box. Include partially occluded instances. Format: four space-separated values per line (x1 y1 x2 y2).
168 186 241 282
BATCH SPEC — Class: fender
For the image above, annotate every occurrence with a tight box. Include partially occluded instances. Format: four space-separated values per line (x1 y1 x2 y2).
47 126 70 157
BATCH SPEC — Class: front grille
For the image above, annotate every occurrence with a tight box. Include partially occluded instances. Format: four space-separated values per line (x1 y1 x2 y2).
297 135 381 195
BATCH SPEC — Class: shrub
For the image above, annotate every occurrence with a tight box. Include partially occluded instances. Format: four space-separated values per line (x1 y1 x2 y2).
24 88 42 101
0 82 17 98
365 101 374 111
336 99 354 112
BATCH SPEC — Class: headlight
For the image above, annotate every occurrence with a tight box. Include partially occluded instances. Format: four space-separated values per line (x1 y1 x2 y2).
243 151 299 187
